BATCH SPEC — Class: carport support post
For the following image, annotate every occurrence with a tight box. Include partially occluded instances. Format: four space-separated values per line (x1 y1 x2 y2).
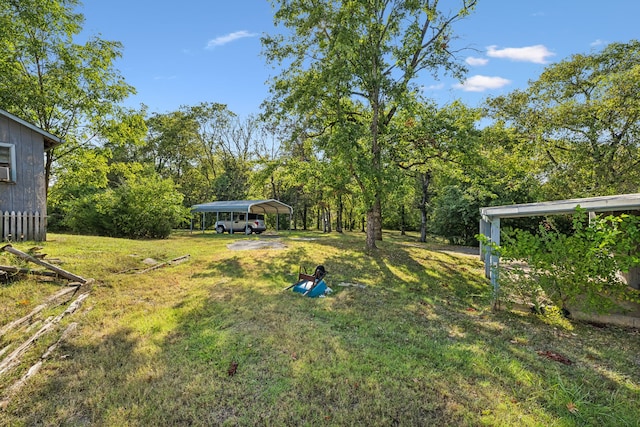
479 218 490 276
489 216 501 306
480 215 501 306
201 212 205 234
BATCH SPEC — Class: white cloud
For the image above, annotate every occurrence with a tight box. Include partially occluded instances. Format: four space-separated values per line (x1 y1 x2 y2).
590 39 606 47
465 56 489 66
486 44 554 64
206 30 258 49
454 75 511 92
422 83 444 91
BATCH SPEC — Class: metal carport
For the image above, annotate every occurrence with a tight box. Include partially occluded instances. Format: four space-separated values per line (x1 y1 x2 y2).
190 199 293 234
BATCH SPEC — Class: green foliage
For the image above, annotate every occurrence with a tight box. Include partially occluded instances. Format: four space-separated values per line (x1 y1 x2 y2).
59 172 188 239
60 190 119 236
141 103 258 205
0 0 136 186
110 175 189 238
500 208 640 314
430 185 484 245
263 0 478 249
390 101 483 242
429 123 541 245
486 40 640 199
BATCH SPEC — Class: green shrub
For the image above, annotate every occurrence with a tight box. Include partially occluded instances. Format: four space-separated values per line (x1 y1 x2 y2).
498 208 640 314
110 175 189 238
60 174 188 239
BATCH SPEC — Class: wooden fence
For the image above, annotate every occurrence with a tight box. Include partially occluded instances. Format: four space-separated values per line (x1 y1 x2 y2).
1 211 46 242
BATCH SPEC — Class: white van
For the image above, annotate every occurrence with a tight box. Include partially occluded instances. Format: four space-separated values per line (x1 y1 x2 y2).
214 213 266 234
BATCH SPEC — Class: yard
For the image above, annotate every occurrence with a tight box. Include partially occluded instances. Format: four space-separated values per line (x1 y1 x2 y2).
0 231 638 426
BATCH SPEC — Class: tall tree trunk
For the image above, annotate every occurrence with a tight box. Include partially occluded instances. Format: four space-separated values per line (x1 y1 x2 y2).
400 204 406 235
418 171 431 243
366 86 382 251
336 194 343 233
374 197 383 241
323 206 332 233
270 174 278 199
366 209 377 250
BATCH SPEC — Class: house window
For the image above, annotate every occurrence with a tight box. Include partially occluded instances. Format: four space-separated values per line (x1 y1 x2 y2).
0 143 16 182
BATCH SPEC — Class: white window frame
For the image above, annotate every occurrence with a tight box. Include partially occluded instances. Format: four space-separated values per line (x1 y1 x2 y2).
0 142 16 182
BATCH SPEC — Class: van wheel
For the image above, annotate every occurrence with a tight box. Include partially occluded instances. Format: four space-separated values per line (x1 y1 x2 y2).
216 225 224 234
245 226 253 235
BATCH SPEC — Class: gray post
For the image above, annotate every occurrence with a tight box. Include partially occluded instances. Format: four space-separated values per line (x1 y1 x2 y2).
489 217 501 300
479 218 491 278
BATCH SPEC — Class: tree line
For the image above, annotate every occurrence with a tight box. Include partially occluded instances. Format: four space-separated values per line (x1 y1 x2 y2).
1 0 638 244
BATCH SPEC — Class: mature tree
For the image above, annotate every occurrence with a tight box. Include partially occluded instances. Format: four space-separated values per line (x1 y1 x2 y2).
392 101 481 242
143 103 257 205
0 0 136 191
486 40 640 199
263 0 477 251
429 123 541 245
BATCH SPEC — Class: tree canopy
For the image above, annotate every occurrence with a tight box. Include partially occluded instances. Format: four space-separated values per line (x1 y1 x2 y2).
0 0 136 189
486 40 640 199
2 0 638 246
263 0 477 250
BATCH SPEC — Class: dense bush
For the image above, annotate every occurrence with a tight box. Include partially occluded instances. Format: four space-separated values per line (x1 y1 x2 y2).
497 209 640 314
429 185 482 246
59 175 189 239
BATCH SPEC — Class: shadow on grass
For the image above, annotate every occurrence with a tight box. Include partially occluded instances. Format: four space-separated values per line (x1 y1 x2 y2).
3 231 639 426
305 231 491 310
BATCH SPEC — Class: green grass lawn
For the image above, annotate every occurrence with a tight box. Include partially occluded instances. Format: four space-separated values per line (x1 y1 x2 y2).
0 230 638 426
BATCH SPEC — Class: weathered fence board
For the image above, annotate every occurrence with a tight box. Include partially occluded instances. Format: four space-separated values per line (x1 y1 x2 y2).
0 211 46 241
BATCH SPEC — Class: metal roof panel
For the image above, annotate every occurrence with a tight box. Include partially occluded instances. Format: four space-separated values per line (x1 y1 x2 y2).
191 199 293 214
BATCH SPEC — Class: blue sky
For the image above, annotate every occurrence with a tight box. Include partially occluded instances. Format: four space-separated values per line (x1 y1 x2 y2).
79 1 639 118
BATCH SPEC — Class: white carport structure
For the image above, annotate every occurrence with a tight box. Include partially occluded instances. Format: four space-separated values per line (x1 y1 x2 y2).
479 193 640 297
190 199 293 234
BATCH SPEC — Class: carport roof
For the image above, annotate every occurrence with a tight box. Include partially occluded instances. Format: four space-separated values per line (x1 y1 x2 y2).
480 193 640 219
191 199 293 215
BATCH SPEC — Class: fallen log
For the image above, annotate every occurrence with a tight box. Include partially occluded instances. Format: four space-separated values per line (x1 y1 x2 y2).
0 285 80 338
0 264 59 279
136 254 190 274
0 322 78 409
0 292 90 377
1 245 88 284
